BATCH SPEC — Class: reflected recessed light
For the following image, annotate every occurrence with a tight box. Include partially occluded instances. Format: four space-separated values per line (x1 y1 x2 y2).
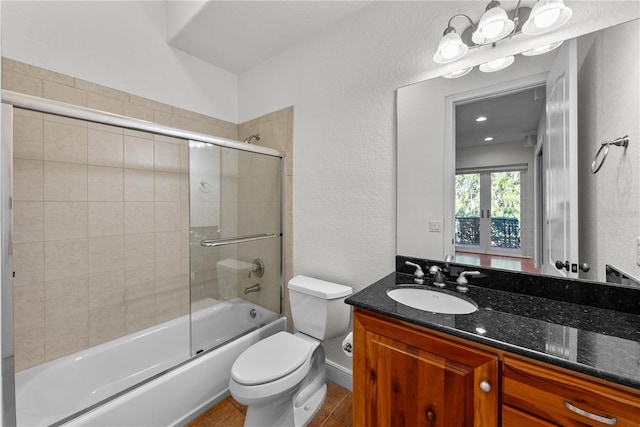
476 116 487 122
475 327 487 335
484 137 494 142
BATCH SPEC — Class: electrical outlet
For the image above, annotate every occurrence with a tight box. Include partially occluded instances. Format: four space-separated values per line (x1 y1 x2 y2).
429 221 441 232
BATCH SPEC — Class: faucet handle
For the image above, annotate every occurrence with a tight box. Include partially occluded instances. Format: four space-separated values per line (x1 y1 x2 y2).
405 261 425 278
456 271 481 291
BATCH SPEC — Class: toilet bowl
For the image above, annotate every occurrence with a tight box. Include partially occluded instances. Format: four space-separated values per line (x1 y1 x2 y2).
229 276 352 427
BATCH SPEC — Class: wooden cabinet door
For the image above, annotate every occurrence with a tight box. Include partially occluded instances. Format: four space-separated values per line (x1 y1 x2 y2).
353 310 498 427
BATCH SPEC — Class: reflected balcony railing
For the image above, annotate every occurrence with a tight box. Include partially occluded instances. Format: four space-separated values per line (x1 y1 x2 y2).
455 216 520 249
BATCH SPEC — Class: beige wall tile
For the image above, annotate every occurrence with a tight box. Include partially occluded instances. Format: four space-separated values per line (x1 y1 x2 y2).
14 159 43 201
155 231 181 262
124 233 155 268
155 201 181 232
155 288 188 323
124 134 154 170
13 282 44 329
13 324 45 372
44 275 89 320
43 80 87 106
123 101 155 122
14 112 44 160
89 235 124 273
2 69 43 97
88 269 125 308
74 78 129 102
44 239 89 281
124 169 154 201
124 201 155 234
124 297 156 334
43 119 88 164
45 312 89 360
155 171 181 202
88 201 124 237
43 161 87 201
88 165 123 201
89 304 125 346
88 128 124 167
87 92 124 115
124 265 155 300
44 201 88 241
13 242 44 285
3 58 73 86
154 140 181 173
13 201 44 243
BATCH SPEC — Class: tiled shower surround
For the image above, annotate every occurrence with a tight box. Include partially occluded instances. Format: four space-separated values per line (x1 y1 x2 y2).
3 58 294 372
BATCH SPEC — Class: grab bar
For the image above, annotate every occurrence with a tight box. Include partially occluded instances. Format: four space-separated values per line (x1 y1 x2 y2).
200 233 278 247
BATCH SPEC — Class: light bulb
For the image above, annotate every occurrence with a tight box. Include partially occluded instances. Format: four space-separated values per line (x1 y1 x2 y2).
534 8 560 29
482 21 505 39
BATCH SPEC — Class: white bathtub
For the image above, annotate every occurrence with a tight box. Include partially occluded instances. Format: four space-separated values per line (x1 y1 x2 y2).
15 298 285 427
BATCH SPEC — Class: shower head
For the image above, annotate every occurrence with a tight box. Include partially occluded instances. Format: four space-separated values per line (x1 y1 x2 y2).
243 134 261 144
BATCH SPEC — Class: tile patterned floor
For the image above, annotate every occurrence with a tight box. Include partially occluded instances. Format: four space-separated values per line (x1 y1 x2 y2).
186 382 353 427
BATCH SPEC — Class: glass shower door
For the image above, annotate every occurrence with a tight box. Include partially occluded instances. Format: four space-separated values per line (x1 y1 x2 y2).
189 142 282 354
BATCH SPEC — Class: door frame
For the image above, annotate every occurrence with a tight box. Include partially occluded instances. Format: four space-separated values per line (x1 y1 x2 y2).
443 73 549 258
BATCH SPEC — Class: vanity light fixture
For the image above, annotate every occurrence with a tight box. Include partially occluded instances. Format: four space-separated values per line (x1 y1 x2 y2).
433 0 572 77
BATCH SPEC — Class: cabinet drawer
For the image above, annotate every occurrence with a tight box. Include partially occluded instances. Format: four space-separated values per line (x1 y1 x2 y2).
503 357 640 426
503 405 560 427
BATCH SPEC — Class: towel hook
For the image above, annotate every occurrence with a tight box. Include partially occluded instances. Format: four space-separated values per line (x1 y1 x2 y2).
591 135 629 174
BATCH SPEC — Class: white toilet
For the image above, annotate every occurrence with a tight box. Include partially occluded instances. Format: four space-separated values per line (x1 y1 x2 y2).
229 275 352 427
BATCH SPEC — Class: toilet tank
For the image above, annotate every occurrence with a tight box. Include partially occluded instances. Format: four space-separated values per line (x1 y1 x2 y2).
288 276 352 340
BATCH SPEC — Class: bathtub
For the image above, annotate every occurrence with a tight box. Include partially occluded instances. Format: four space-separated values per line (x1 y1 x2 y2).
15 298 285 426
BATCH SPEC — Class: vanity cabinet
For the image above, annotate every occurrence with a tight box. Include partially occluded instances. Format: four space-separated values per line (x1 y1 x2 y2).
503 357 640 426
353 309 640 427
353 310 499 427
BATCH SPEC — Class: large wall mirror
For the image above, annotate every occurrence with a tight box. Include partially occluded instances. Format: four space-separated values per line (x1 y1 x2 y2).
397 17 639 286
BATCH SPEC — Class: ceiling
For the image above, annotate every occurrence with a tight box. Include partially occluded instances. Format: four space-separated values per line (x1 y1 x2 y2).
167 1 374 74
455 86 546 149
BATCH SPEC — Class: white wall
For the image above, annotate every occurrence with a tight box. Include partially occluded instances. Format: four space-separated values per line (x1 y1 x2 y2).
237 1 640 292
1 1 238 123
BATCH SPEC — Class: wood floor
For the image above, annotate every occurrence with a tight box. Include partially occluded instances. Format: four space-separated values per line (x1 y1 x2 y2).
186 382 353 427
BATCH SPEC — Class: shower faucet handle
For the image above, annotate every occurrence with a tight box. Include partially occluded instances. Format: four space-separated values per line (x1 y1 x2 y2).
405 261 425 278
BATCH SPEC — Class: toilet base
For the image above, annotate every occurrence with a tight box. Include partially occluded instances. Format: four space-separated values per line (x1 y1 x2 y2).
294 383 326 427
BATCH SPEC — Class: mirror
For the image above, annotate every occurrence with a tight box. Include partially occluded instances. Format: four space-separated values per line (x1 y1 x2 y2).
397 18 640 285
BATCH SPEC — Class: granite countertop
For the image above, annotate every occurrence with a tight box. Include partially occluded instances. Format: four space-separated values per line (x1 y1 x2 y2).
346 269 640 391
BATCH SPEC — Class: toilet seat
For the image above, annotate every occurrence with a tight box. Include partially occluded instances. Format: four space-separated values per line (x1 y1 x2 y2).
231 332 313 386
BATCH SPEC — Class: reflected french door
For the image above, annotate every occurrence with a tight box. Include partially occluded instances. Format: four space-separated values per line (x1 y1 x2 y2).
455 169 522 255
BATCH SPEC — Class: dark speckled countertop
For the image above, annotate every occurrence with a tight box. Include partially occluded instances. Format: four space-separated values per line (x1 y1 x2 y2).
345 257 640 391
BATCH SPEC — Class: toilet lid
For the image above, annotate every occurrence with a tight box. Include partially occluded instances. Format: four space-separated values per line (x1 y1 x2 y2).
231 332 313 386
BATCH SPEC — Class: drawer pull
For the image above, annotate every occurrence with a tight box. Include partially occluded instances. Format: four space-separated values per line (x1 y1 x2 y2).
564 400 617 425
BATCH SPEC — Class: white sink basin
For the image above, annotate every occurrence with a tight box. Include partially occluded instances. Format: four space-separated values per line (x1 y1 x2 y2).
387 287 478 314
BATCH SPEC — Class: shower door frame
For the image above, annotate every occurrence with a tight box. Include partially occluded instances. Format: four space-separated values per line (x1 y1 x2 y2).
0 89 286 425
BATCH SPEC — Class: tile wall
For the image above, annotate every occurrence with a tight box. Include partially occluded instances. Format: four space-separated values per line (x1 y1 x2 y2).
3 58 294 371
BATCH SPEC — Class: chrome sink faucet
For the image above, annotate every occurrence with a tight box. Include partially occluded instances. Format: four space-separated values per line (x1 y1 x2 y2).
429 265 446 288
404 261 425 278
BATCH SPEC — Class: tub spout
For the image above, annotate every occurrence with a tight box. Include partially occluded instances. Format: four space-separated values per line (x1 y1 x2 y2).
244 284 261 294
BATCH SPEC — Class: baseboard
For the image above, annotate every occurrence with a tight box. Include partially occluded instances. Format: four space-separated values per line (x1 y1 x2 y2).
326 359 352 391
